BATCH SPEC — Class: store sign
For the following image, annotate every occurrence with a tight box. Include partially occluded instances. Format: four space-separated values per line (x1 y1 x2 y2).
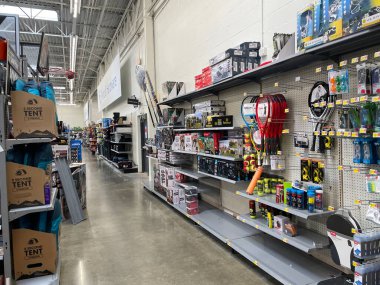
97 54 122 111
127 95 140 108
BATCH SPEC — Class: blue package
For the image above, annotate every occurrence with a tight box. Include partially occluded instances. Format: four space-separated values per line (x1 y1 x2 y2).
353 139 363 163
39 81 57 104
362 138 374 164
23 80 40 96
33 143 53 170
297 4 315 51
324 0 344 41
13 79 26 91
306 0 329 49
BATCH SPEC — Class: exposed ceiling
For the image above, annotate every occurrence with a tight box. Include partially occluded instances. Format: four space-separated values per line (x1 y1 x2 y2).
1 0 130 102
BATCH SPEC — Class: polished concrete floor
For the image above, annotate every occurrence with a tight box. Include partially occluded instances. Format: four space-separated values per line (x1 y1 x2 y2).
60 151 279 285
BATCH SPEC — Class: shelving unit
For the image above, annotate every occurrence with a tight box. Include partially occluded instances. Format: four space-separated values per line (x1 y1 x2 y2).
197 152 243 161
175 168 206 180
111 149 132 154
198 171 240 184
143 181 344 285
173 127 238 132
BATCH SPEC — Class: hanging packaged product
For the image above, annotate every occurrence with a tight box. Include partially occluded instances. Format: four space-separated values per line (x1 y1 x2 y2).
362 138 375 164
301 159 312 182
374 139 380 164
294 133 309 148
365 175 380 193
372 65 380 94
328 69 349 95
353 139 364 163
366 203 380 225
312 160 325 184
339 109 352 130
360 102 377 130
270 155 285 171
357 63 372 95
348 108 361 131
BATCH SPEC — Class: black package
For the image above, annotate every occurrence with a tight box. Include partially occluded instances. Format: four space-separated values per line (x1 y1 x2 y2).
246 56 261 71
211 57 241 83
239 41 261 51
216 160 242 181
301 159 311 182
198 156 216 175
209 49 247 66
206 115 233 128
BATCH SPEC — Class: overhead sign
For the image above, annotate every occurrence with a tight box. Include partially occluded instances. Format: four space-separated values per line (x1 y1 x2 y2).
97 53 122 111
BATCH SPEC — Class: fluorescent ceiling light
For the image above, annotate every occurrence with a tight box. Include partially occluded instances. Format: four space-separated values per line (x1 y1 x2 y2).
70 0 82 18
69 91 74 104
57 103 77 106
53 86 66 90
70 34 78 73
0 5 58 21
69 80 74 91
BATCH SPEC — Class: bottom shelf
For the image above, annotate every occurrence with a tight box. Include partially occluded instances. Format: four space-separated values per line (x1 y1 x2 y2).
99 155 138 173
143 181 346 285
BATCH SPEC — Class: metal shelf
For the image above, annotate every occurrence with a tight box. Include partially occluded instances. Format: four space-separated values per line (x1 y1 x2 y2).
175 168 206 180
146 155 158 160
156 125 185 130
159 26 380 107
9 187 58 221
234 190 334 220
198 171 240 184
110 141 132 144
6 138 52 150
236 214 329 253
173 150 197 155
230 235 344 285
111 149 132 154
197 152 243 161
173 127 238 132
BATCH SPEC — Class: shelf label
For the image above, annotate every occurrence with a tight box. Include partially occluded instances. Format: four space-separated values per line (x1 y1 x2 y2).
359 128 367 134
284 207 289 213
197 220 201 225
321 131 328 136
360 96 368 102
274 82 279 87
320 101 326 107
328 102 335 108
352 261 359 267
327 64 334 71
295 153 301 157
336 99 343 105
360 55 368 62
316 67 322 73
370 203 377 208
283 238 288 243
372 96 380 102
329 131 335 136
352 57 359 64
353 168 360 173
255 225 259 229
344 131 352 137
314 131 320 136
227 240 231 246
255 198 260 202
374 133 380 138
343 100 349 106
303 115 308 121
351 132 359 138
282 129 290 134
369 169 378 175
242 219 246 223
375 51 380 58
338 165 343 171
336 131 343 137
354 200 362 205
236 191 241 195
284 108 289 113
253 260 259 266
313 102 320 107
350 97 359 103
295 76 301 82
352 228 357 234
277 150 282 155
328 206 335 211
340 60 347 67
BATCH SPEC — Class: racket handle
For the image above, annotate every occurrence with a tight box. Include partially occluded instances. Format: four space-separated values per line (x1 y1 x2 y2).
310 135 317 152
246 166 263 195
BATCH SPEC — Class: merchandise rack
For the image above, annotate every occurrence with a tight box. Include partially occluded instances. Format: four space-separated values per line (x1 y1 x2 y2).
175 168 206 179
143 181 345 285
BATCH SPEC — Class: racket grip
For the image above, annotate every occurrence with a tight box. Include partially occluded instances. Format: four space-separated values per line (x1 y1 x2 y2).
246 166 263 195
310 135 317 152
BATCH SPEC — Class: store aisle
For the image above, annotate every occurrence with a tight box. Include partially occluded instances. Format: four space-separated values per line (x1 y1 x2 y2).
60 151 279 285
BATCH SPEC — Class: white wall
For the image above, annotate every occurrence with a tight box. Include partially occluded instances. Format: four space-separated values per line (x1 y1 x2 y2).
56 104 85 128
154 0 311 94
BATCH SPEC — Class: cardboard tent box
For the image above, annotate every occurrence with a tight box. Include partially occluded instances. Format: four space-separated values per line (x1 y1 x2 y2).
11 91 58 138
12 229 57 280
7 162 51 209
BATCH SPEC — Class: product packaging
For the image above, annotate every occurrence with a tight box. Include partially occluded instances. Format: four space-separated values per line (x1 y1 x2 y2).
297 4 315 51
371 65 380 94
239 42 261 51
216 160 242 181
205 115 233 128
306 0 329 49
274 215 289 232
357 63 372 95
209 49 246 66
328 69 349 94
365 175 380 193
284 221 298 237
193 100 225 109
361 0 380 30
219 139 243 158
211 57 241 83
324 0 344 41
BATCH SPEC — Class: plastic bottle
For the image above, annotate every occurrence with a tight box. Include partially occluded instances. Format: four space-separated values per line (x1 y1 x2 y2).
286 188 292 207
249 200 256 219
291 189 297 208
264 178 271 194
315 189 323 211
297 190 305 209
307 189 316 213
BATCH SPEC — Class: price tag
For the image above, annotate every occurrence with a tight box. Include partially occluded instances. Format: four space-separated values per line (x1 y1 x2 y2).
303 115 308 121
351 132 359 138
277 150 282 155
373 96 380 102
338 165 343 171
268 118 272 123
295 153 301 157
227 240 231 247
283 238 288 243
353 168 360 173
340 60 347 67
336 99 343 105
327 64 334 71
316 67 322 73
359 128 367 134
282 129 290 134
352 261 359 267
284 108 289 113
255 225 259 229
274 82 279 87
343 100 349 106
322 131 328 136
352 57 359 64
360 55 368 61
319 162 325 168
354 200 362 205
295 76 301 82
236 191 241 195
284 207 289 213
344 131 352 137
329 131 335 136
369 169 378 175
360 96 368 102
328 102 335 108
320 101 326 107
370 203 377 208
350 97 359 103
328 206 335 211
352 228 357 234
242 219 246 223
197 220 201 225
375 51 380 58
253 260 258 266
186 214 190 218
255 198 260 202
314 131 320 136
373 132 380 138
336 131 343 137
313 102 320 107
